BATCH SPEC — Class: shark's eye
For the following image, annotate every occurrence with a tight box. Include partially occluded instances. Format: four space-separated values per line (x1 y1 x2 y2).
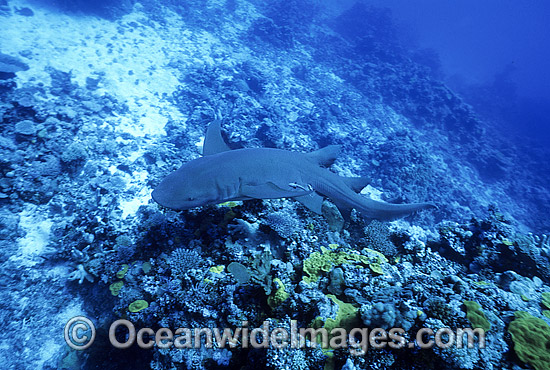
187 197 195 201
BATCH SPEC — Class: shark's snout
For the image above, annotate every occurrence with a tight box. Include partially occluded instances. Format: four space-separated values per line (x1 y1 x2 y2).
151 181 197 210
151 188 165 207
151 185 179 209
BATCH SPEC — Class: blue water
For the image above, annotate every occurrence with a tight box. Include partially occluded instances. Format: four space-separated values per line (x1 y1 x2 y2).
1 1 549 369
371 0 550 142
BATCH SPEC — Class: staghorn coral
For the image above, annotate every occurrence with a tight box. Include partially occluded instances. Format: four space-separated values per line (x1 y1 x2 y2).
363 219 397 256
168 248 202 279
266 210 301 239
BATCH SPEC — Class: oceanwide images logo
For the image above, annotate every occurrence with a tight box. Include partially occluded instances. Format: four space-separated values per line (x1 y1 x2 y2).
64 317 486 354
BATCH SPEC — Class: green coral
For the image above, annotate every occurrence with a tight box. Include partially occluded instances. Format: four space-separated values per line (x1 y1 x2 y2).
267 278 290 308
474 281 492 286
116 264 129 279
303 246 388 283
501 238 514 246
463 300 491 332
508 311 550 370
313 294 359 333
541 292 550 309
209 265 225 274
109 281 123 296
218 201 240 208
312 294 360 370
128 299 149 313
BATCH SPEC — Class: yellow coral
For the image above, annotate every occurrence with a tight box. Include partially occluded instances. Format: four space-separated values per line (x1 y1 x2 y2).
209 265 225 274
267 278 290 308
303 247 388 283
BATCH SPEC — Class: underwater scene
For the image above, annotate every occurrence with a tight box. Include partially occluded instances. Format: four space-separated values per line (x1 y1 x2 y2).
1 0 549 369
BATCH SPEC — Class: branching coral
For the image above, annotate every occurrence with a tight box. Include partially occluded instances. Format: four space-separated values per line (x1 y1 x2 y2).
168 248 202 279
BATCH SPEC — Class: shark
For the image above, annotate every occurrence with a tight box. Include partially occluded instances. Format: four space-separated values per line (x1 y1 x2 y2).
151 120 436 221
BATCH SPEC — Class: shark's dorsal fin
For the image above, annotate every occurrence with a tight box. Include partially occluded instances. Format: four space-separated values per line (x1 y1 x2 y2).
306 145 341 166
203 119 231 156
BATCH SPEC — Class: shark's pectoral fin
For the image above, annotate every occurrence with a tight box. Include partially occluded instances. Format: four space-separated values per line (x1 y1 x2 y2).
241 182 313 200
294 192 324 214
306 145 341 167
203 119 231 155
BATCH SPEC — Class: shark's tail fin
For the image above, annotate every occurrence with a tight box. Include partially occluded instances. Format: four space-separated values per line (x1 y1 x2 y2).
357 198 437 220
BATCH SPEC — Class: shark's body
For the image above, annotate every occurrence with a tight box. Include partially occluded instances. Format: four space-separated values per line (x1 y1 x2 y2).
152 121 436 220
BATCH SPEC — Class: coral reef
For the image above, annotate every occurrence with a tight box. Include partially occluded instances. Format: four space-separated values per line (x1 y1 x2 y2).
0 1 549 369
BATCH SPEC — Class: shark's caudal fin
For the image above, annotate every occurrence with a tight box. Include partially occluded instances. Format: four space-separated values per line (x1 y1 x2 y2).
306 145 341 166
331 195 436 222
203 119 231 155
357 198 437 221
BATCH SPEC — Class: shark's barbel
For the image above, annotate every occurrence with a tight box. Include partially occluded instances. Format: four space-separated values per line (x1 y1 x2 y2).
152 120 436 221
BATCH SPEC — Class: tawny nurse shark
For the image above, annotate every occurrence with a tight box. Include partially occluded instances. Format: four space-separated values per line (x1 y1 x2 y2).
152 120 436 220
